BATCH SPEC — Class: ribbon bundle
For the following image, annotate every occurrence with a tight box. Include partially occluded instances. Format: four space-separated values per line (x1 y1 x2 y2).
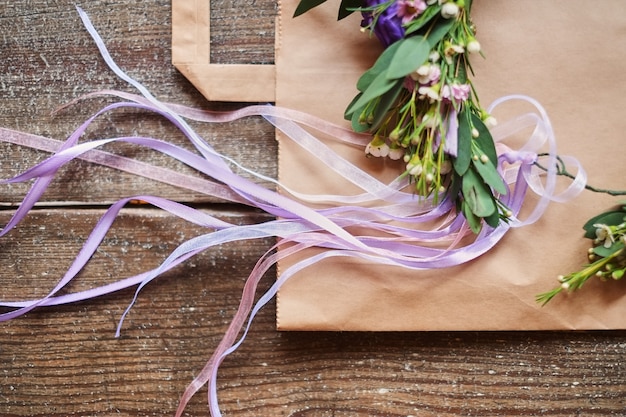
0 7 586 416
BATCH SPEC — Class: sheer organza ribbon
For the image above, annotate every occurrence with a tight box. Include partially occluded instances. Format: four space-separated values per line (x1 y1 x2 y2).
0 7 587 417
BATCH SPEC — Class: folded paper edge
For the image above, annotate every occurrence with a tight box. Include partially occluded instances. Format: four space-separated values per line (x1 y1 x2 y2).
171 1 277 102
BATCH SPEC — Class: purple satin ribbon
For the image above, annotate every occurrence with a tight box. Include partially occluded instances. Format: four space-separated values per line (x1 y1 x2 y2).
0 6 588 417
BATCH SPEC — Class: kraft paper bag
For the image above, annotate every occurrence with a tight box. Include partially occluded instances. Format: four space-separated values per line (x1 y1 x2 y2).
172 1 626 331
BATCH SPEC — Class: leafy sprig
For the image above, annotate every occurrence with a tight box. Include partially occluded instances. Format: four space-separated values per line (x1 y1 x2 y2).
536 204 626 305
295 0 510 233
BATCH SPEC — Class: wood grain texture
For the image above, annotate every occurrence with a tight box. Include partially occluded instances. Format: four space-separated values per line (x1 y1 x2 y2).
1 1 625 416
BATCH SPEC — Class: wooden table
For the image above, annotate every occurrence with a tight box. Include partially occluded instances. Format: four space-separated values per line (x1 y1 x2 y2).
1 1 625 416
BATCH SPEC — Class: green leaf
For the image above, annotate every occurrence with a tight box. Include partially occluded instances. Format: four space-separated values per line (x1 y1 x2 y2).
453 108 472 175
338 0 360 19
369 80 404 131
462 201 482 234
471 114 498 167
462 168 496 218
404 5 442 36
344 92 364 120
593 241 625 258
346 71 399 117
356 40 403 92
350 105 371 133
293 0 328 17
484 207 501 229
472 158 508 195
425 18 455 49
386 36 430 79
583 210 626 238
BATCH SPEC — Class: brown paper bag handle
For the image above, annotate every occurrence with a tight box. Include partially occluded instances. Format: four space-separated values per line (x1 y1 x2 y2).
172 1 276 102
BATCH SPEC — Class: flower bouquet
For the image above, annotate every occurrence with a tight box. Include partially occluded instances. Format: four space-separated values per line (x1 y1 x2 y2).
296 0 509 233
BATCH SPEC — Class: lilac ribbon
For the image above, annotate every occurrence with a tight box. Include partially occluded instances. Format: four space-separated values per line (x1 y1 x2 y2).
0 6 588 417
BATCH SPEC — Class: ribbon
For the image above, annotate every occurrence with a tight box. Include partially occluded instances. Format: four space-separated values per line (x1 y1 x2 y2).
0 6 587 417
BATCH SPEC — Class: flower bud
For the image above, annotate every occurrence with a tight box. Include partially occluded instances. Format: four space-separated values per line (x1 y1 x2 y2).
467 38 481 53
483 116 497 129
408 163 423 176
441 2 460 18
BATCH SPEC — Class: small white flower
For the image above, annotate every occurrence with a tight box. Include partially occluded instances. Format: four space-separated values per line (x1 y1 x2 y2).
365 139 390 158
441 2 460 19
418 85 440 102
388 146 405 160
594 224 615 248
411 64 440 85
443 42 464 64
429 51 440 63
411 64 431 82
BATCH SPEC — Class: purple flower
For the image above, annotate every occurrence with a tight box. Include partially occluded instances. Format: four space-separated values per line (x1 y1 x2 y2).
361 0 405 47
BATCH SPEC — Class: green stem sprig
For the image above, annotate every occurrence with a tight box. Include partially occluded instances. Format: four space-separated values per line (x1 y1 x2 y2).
537 203 626 305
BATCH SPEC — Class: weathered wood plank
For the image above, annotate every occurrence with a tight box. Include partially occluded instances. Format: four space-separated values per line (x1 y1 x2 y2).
1 212 626 415
0 0 277 204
